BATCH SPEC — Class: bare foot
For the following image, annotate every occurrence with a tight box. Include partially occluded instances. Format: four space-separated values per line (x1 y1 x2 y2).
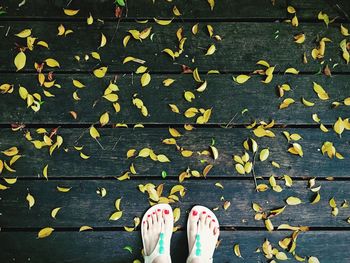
142 207 173 263
187 208 220 263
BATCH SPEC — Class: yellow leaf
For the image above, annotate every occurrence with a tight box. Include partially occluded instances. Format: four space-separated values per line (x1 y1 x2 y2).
169 127 181 137
302 97 315 107
154 18 173 25
234 74 250 84
14 51 26 71
109 211 123 221
93 67 108 78
26 193 35 209
141 72 151 87
99 33 107 48
115 198 122 211
90 126 100 139
173 6 181 16
265 219 274 231
79 225 93 232
63 9 80 16
184 91 195 102
45 58 60 68
259 148 269 161
210 146 219 160
15 29 32 38
233 244 242 258
100 112 109 126
308 256 320 263
3 177 17 184
80 152 90 159
162 79 175 87
334 117 344 135
157 154 170 162
162 48 176 60
294 33 305 44
193 68 202 82
285 67 299 74
87 13 94 25
57 186 72 192
205 44 216 56
313 82 329 100
192 23 199 35
138 148 151 157
276 252 288 260
103 93 119 102
235 163 245 174
91 52 101 60
292 14 299 27
287 6 296 14
38 227 54 238
340 24 350 36
169 104 180 113
2 147 19 157
73 79 85 88
311 192 321 204
196 80 207 92
127 149 137 158
207 0 215 10
43 164 48 180
51 207 61 219
57 24 65 35
286 196 302 205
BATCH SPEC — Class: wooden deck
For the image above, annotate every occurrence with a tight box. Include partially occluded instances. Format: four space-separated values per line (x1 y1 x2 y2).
0 0 350 262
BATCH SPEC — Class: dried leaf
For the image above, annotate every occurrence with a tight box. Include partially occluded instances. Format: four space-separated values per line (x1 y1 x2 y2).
38 227 54 238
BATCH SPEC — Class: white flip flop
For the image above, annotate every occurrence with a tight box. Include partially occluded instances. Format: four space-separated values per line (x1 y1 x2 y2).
141 204 173 263
186 205 220 263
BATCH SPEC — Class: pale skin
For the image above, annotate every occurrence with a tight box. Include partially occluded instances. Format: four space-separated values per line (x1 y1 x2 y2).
142 208 220 263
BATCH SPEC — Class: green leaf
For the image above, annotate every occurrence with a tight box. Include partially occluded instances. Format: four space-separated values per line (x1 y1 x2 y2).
123 246 133 253
161 171 167 179
115 0 125 6
0 10 6 15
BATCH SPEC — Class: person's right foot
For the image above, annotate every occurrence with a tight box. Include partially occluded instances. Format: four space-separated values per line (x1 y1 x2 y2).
187 207 220 263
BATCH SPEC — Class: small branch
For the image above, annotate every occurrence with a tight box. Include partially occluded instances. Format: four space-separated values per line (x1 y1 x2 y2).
95 138 105 150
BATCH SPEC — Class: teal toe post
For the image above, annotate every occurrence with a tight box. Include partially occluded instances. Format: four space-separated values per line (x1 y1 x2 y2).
195 234 202 256
159 233 165 255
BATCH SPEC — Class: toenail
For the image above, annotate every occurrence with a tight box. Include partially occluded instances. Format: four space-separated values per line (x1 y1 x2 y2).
143 221 146 224
147 214 151 217
157 209 161 212
192 210 198 216
164 209 169 214
152 212 155 214
208 215 211 218
202 211 206 214
212 219 215 222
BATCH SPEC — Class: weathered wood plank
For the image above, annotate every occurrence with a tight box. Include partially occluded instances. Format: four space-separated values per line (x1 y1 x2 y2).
0 22 349 72
289 0 350 20
1 179 349 228
0 0 287 20
1 73 350 125
1 230 349 262
1 127 349 178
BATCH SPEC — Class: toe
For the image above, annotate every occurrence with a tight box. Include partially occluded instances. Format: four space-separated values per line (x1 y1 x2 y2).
151 211 157 224
209 219 216 231
199 211 207 230
156 208 162 222
147 214 153 229
205 214 212 226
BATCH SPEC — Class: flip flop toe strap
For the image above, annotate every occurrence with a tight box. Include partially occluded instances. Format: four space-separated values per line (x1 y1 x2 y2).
186 231 213 263
144 232 170 263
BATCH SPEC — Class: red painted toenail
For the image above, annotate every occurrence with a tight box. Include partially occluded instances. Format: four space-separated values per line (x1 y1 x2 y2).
152 212 155 214
164 209 169 214
212 219 215 222
202 211 206 214
157 209 161 212
192 210 198 216
143 221 146 224
147 214 151 217
208 215 211 218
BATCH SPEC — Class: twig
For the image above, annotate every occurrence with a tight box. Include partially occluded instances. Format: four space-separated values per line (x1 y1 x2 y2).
252 152 258 191
224 113 238 128
112 136 121 150
95 138 105 150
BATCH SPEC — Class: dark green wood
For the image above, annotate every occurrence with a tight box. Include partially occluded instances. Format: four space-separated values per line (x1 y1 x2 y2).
0 0 286 19
1 127 349 178
1 73 350 125
1 179 349 228
1 230 349 262
289 0 350 20
1 22 350 73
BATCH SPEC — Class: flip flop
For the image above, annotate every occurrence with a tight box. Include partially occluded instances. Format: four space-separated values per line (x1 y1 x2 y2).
186 205 220 263
141 204 173 263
